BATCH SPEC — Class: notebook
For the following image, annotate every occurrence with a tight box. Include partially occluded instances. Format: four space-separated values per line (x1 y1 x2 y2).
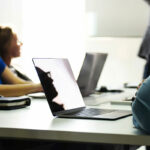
77 53 107 97
0 96 31 110
32 58 132 120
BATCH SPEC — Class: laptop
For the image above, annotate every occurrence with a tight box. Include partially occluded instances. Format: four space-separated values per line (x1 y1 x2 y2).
77 53 107 97
32 58 132 120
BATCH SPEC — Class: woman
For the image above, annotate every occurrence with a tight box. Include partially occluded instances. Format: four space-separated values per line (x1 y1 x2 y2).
0 57 43 97
0 26 31 81
0 26 43 96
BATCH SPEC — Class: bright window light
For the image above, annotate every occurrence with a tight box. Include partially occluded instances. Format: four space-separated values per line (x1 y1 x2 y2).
21 0 85 81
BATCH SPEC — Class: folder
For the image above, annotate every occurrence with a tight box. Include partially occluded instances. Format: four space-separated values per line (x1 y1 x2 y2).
0 96 31 110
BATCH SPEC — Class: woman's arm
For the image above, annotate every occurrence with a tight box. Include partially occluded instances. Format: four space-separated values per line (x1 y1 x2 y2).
2 66 32 84
0 65 43 97
0 83 43 97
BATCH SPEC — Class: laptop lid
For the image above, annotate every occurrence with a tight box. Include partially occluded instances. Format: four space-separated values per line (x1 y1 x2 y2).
32 58 85 116
77 52 107 97
33 58 132 120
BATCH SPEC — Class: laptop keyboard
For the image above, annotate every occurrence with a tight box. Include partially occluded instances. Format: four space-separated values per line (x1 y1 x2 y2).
73 108 115 117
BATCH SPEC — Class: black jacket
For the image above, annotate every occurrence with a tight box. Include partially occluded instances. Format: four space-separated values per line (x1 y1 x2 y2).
138 26 150 60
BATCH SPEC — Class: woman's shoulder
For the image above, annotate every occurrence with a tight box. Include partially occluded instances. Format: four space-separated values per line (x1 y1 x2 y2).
0 57 4 63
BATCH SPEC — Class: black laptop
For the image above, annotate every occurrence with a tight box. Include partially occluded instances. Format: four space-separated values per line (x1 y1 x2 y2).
32 58 132 120
77 52 107 97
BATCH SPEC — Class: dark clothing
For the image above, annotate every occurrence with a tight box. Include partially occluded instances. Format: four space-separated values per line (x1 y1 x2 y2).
9 65 32 81
138 25 150 79
144 0 150 5
138 26 150 60
132 76 150 133
0 57 6 84
143 55 150 78
138 26 150 59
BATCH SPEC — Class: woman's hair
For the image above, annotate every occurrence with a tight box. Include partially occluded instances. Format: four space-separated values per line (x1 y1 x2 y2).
0 26 13 58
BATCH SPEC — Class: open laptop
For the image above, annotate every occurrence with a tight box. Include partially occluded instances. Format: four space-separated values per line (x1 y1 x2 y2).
32 58 132 120
77 53 107 97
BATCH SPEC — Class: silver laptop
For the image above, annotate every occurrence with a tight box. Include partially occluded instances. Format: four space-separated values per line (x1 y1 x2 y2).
32 58 132 120
77 53 107 97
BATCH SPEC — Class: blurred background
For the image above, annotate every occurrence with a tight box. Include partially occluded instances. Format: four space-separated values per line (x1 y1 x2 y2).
0 0 148 88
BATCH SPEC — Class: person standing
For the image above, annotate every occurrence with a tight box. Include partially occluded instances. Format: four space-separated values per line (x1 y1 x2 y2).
138 0 150 79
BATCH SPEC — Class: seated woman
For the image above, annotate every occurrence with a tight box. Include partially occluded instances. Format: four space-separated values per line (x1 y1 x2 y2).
132 76 150 133
0 26 31 81
0 57 43 97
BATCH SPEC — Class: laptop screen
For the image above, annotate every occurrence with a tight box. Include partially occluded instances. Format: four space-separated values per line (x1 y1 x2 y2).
33 58 85 115
77 53 107 97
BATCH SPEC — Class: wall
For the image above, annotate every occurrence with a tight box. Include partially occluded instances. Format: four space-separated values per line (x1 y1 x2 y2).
86 37 145 88
19 0 86 82
86 0 149 37
0 0 23 38
0 0 86 82
0 0 146 88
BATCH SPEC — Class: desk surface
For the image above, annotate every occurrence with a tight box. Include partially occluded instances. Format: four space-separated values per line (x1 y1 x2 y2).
0 91 150 146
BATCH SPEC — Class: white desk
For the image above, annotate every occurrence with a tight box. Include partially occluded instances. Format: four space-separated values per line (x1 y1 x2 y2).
0 93 150 146
84 88 136 106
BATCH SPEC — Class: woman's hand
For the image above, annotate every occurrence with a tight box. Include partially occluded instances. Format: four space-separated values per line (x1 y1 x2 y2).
34 83 43 93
